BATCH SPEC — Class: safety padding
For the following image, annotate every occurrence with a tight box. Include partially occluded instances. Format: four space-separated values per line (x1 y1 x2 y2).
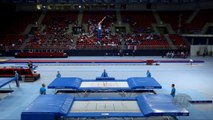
48 77 82 89
96 77 115 80
136 94 189 116
21 94 74 120
127 77 162 89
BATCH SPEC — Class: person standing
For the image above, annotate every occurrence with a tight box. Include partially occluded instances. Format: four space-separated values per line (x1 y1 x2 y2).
101 69 108 77
28 61 33 70
40 83 46 95
189 59 193 65
170 84 176 97
56 71 61 78
14 71 20 87
146 70 151 77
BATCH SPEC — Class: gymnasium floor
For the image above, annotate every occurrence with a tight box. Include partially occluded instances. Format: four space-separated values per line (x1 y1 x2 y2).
0 56 213 120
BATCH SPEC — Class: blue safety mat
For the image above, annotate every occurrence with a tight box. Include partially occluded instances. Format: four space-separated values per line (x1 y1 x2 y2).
21 94 74 120
0 77 16 88
96 77 115 80
127 77 162 89
137 94 189 116
48 77 82 89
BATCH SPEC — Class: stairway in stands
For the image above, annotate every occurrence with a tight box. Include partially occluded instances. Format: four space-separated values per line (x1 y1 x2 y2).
20 12 46 50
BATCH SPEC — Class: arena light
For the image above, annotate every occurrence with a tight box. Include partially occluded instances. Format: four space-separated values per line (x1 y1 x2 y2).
36 4 41 10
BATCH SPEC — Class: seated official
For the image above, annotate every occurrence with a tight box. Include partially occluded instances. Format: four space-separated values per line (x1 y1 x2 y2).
101 69 108 77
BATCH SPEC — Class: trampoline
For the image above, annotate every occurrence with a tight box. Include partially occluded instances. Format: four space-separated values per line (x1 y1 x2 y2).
48 77 162 94
0 77 18 93
21 94 189 120
0 77 18 88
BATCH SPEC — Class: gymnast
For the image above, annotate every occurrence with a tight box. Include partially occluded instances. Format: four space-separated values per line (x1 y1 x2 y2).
97 16 106 42
146 70 151 78
101 69 108 77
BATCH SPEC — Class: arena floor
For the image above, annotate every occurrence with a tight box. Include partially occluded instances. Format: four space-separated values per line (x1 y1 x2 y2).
0 56 213 120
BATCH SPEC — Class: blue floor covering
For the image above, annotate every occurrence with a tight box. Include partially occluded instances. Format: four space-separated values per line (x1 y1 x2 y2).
0 56 213 120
